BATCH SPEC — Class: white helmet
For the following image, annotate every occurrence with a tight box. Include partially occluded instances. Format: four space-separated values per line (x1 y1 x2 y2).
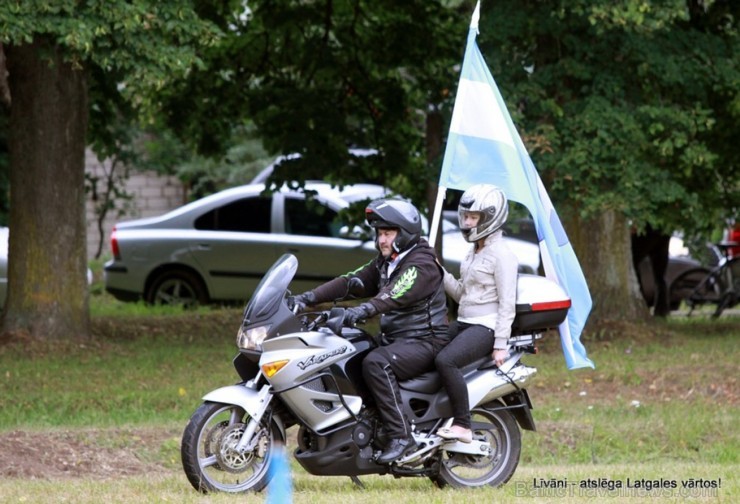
458 184 509 242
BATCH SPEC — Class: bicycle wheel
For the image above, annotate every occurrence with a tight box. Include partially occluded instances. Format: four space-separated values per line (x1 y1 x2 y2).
669 267 718 316
712 257 740 318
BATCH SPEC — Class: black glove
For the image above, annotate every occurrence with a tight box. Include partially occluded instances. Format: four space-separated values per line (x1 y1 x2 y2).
342 303 375 327
287 291 316 313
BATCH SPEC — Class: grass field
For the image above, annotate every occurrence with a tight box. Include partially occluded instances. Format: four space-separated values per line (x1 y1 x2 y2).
0 464 733 503
0 302 737 502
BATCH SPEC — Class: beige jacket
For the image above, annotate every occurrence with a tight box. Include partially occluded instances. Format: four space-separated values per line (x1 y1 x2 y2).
444 230 519 349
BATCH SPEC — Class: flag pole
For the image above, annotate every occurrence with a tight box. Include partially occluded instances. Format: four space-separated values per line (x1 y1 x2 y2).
428 186 447 248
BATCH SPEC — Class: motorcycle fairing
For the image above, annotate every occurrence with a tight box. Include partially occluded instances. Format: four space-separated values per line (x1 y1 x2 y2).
261 331 365 432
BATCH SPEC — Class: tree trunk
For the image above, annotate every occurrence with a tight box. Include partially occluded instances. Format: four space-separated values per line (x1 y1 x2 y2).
1 37 90 342
565 208 648 323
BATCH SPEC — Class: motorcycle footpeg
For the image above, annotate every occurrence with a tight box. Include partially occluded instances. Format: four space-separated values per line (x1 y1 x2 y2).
395 438 438 465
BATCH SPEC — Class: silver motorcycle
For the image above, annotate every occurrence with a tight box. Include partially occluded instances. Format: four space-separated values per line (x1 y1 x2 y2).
181 253 570 493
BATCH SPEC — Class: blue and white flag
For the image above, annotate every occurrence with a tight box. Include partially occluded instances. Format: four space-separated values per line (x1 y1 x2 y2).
439 1 593 369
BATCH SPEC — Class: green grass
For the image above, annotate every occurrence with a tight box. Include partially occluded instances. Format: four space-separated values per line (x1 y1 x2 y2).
0 310 240 428
0 305 738 502
0 464 734 503
514 318 740 466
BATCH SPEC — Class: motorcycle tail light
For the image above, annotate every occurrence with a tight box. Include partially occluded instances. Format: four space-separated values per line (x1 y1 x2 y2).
262 360 289 378
236 325 271 350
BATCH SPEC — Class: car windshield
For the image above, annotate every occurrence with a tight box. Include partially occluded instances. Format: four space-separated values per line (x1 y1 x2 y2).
244 254 298 323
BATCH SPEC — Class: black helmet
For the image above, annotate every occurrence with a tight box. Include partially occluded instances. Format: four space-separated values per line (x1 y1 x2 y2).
365 198 422 253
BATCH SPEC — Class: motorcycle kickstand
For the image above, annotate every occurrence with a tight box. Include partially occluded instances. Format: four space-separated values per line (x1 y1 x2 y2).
349 475 365 489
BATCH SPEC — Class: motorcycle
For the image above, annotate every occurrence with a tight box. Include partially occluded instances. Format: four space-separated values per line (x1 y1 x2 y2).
181 253 570 493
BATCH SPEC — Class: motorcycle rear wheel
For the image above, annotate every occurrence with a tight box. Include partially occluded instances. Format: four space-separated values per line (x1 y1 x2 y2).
181 401 282 493
431 406 521 488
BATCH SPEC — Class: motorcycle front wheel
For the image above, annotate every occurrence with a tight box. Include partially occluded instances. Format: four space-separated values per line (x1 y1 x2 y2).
181 401 282 493
431 406 521 488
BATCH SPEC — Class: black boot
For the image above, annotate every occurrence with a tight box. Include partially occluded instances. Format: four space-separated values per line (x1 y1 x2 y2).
376 437 417 464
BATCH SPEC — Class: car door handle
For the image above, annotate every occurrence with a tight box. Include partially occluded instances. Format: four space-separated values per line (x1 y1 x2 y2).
196 243 211 250
286 247 300 253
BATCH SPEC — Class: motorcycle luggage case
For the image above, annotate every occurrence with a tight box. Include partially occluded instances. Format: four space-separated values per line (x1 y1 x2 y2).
511 274 571 335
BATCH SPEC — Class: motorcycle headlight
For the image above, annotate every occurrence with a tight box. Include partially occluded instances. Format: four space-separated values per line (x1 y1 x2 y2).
236 325 271 350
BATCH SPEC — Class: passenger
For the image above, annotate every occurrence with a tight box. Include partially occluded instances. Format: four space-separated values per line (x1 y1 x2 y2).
290 198 449 463
435 184 518 443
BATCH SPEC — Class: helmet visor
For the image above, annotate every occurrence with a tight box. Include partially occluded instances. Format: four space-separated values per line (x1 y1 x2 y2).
458 210 484 231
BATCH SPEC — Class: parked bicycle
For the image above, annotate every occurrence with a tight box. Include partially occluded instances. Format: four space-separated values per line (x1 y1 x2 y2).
669 238 740 318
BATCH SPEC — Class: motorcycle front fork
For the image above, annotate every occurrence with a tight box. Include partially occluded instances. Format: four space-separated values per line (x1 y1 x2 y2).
234 383 274 453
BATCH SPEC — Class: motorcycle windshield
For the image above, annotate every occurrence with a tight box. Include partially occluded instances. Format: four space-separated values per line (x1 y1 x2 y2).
244 253 298 323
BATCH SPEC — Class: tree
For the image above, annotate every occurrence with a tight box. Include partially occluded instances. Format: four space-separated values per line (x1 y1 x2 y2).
73 0 737 327
477 0 739 321
157 1 467 215
0 1 219 341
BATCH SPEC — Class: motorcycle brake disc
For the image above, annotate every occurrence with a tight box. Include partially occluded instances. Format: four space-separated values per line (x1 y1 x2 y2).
215 423 254 473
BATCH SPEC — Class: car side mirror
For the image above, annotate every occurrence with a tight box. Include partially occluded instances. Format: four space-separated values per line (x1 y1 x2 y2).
339 225 372 241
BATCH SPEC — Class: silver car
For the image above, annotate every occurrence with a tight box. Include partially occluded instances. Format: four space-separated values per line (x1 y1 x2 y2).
104 182 540 306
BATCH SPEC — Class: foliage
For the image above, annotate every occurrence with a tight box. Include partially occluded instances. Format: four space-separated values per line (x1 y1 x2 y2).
477 0 739 238
0 1 228 340
0 0 226 195
0 0 221 101
136 122 274 200
157 0 468 207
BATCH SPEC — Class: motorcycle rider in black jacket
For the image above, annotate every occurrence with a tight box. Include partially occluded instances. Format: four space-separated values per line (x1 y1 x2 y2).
291 198 449 464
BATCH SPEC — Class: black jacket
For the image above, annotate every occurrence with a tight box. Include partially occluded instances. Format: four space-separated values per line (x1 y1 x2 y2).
309 239 449 342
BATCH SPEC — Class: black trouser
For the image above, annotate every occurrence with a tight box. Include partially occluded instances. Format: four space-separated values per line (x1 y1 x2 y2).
434 321 495 430
362 336 444 439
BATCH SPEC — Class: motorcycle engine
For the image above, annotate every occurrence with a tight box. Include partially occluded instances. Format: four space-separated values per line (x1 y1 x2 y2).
352 420 373 448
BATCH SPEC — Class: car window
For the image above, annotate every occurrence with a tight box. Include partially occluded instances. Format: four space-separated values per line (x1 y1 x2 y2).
284 197 340 237
194 196 271 232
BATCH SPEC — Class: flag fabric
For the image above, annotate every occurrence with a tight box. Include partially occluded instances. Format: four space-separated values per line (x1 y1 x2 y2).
439 1 594 370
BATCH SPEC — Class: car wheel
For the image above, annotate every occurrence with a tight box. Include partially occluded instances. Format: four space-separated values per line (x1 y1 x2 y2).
146 269 208 307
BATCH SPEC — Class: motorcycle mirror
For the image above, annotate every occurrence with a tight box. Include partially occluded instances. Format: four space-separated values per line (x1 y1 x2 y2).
346 276 365 299
326 307 345 336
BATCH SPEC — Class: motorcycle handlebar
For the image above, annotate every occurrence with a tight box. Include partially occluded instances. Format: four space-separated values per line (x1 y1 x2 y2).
302 307 367 335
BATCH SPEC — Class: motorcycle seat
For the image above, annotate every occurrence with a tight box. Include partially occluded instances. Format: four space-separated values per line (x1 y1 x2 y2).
400 371 442 394
399 356 492 394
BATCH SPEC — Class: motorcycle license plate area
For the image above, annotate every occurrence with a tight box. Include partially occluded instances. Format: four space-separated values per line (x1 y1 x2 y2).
511 274 571 335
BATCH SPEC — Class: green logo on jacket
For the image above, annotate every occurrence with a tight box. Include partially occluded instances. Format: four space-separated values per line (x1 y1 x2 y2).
390 267 418 299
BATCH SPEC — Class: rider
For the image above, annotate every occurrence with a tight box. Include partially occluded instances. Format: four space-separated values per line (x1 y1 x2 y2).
291 198 449 464
435 184 518 443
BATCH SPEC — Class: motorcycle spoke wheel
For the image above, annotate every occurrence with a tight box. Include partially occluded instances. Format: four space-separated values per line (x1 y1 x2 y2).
431 407 520 489
181 402 279 493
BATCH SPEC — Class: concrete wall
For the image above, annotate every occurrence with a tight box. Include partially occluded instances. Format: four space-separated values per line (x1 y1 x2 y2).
85 150 186 260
